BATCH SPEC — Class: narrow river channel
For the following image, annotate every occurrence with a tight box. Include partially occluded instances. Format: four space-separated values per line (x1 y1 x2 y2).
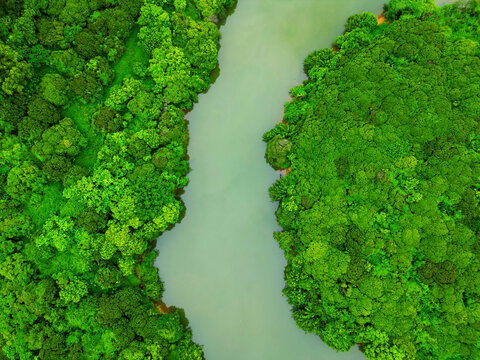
154 0 446 359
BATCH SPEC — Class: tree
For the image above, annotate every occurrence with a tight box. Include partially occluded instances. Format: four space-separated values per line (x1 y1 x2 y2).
148 46 195 106
59 0 90 25
93 107 122 133
385 0 436 21
137 3 172 53
344 12 378 33
41 155 72 181
35 215 77 252
57 275 88 304
27 96 61 126
74 30 103 59
303 47 335 75
0 42 33 95
5 161 45 203
95 264 122 290
32 118 86 160
40 74 69 106
265 136 292 169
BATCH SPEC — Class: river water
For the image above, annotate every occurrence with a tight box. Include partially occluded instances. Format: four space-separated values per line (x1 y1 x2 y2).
154 1 447 359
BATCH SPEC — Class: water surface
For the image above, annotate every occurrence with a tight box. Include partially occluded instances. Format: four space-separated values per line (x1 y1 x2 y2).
154 1 444 359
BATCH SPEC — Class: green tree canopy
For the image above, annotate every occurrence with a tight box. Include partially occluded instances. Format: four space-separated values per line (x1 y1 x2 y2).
265 1 480 359
0 0 235 358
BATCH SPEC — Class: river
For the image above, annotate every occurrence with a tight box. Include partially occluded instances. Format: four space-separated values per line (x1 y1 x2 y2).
155 1 448 359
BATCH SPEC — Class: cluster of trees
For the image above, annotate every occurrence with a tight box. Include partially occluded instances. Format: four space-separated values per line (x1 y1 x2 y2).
265 0 480 359
0 0 234 359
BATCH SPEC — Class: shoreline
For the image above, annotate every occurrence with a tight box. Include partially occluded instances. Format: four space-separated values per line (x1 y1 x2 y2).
278 11 388 177
377 11 387 24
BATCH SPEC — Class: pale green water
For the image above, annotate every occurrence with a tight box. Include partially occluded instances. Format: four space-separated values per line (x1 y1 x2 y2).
154 1 448 359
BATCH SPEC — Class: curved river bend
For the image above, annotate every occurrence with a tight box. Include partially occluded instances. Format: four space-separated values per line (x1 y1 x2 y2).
155 0 451 359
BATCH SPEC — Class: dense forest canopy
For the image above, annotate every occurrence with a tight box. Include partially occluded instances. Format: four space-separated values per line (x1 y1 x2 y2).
0 0 234 359
265 0 480 359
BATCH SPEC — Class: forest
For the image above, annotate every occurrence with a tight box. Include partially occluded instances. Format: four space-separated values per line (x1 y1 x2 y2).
0 0 234 359
264 0 480 359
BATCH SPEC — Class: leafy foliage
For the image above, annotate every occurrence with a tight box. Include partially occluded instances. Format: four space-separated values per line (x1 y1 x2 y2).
265 1 480 359
0 0 235 358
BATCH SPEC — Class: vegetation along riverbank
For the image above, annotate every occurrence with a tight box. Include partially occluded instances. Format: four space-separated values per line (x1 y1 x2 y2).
264 0 480 359
0 0 234 358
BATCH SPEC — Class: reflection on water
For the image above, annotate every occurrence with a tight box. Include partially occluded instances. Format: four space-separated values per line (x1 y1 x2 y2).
155 1 451 359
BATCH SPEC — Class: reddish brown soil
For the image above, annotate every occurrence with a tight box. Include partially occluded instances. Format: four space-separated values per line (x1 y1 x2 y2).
377 12 388 24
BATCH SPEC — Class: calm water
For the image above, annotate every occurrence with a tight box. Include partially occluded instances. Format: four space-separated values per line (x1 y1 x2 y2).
155 1 449 359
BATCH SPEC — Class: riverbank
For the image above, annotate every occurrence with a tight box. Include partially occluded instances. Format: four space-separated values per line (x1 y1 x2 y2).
377 12 387 24
278 10 387 178
154 1 384 359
